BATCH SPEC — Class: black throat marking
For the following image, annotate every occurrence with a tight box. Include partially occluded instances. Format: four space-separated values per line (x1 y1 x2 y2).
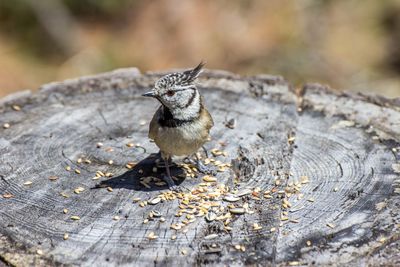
158 105 199 128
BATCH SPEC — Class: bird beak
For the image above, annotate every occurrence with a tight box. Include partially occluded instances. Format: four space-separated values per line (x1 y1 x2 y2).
142 91 156 97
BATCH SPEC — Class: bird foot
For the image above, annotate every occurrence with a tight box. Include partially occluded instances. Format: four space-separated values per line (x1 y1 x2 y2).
162 174 187 192
184 158 216 175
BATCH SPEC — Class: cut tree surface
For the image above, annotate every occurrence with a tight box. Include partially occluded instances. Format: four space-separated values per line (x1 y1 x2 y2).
0 68 399 266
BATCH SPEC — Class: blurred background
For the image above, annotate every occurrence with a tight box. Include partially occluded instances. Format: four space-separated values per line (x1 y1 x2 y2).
0 0 399 98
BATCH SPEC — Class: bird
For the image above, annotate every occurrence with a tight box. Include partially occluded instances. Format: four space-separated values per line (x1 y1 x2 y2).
142 62 214 190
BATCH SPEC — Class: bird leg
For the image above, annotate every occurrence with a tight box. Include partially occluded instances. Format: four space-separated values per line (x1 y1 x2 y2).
155 150 173 168
162 156 180 191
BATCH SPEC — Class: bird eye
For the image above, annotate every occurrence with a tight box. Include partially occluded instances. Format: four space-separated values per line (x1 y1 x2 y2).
166 90 175 97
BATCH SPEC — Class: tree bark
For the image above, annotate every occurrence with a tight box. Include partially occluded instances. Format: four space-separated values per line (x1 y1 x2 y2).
0 68 399 266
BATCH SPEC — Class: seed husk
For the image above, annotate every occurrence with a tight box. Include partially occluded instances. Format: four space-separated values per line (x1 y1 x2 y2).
204 234 218 240
75 169 81 174
63 209 68 214
205 212 217 222
237 188 252 197
96 142 103 148
107 187 113 192
23 181 32 186
70 216 80 220
3 123 10 129
113 216 120 221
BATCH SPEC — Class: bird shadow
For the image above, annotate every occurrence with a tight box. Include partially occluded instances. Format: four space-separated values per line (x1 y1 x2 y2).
92 153 186 192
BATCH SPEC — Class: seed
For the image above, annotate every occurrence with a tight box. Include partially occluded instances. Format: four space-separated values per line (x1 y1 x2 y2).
307 197 315 202
230 208 245 215
84 159 91 164
126 143 135 147
12 105 21 111
65 166 71 171
333 187 338 192
306 240 312 246
180 249 187 255
143 219 149 224
132 197 141 202
300 175 309 184
2 193 14 199
3 123 10 129
253 223 262 230
77 158 82 164
151 210 162 217
289 262 300 266
63 209 68 214
92 176 99 180
74 187 85 194
148 232 158 240
96 142 103 148
107 187 113 192
223 195 240 202
203 175 217 182
327 223 335 229
234 244 241 250
75 169 81 174
113 216 120 221
270 227 276 232
36 249 43 255
23 181 32 186
49 175 58 181
96 171 105 177
105 172 113 177
63 233 69 240
160 217 166 222
140 181 151 189
70 216 80 220
139 120 146 126
108 160 114 165
60 192 69 198
171 235 177 240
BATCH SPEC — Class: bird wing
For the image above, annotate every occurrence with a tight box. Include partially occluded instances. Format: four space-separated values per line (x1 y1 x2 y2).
149 106 162 140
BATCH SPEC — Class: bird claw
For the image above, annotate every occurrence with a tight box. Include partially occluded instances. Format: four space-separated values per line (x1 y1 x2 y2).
162 174 188 192
184 157 216 175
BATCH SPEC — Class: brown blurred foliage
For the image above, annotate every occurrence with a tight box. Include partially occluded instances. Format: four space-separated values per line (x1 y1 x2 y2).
0 0 399 98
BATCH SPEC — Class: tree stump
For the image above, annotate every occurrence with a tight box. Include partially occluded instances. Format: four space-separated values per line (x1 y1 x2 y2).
0 68 399 266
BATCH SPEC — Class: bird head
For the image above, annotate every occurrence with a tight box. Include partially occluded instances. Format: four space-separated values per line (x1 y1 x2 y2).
143 62 205 110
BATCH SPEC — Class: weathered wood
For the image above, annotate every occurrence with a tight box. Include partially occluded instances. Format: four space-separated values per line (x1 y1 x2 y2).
0 68 399 266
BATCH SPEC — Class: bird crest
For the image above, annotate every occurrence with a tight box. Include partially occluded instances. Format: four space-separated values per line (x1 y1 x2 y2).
155 62 206 90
